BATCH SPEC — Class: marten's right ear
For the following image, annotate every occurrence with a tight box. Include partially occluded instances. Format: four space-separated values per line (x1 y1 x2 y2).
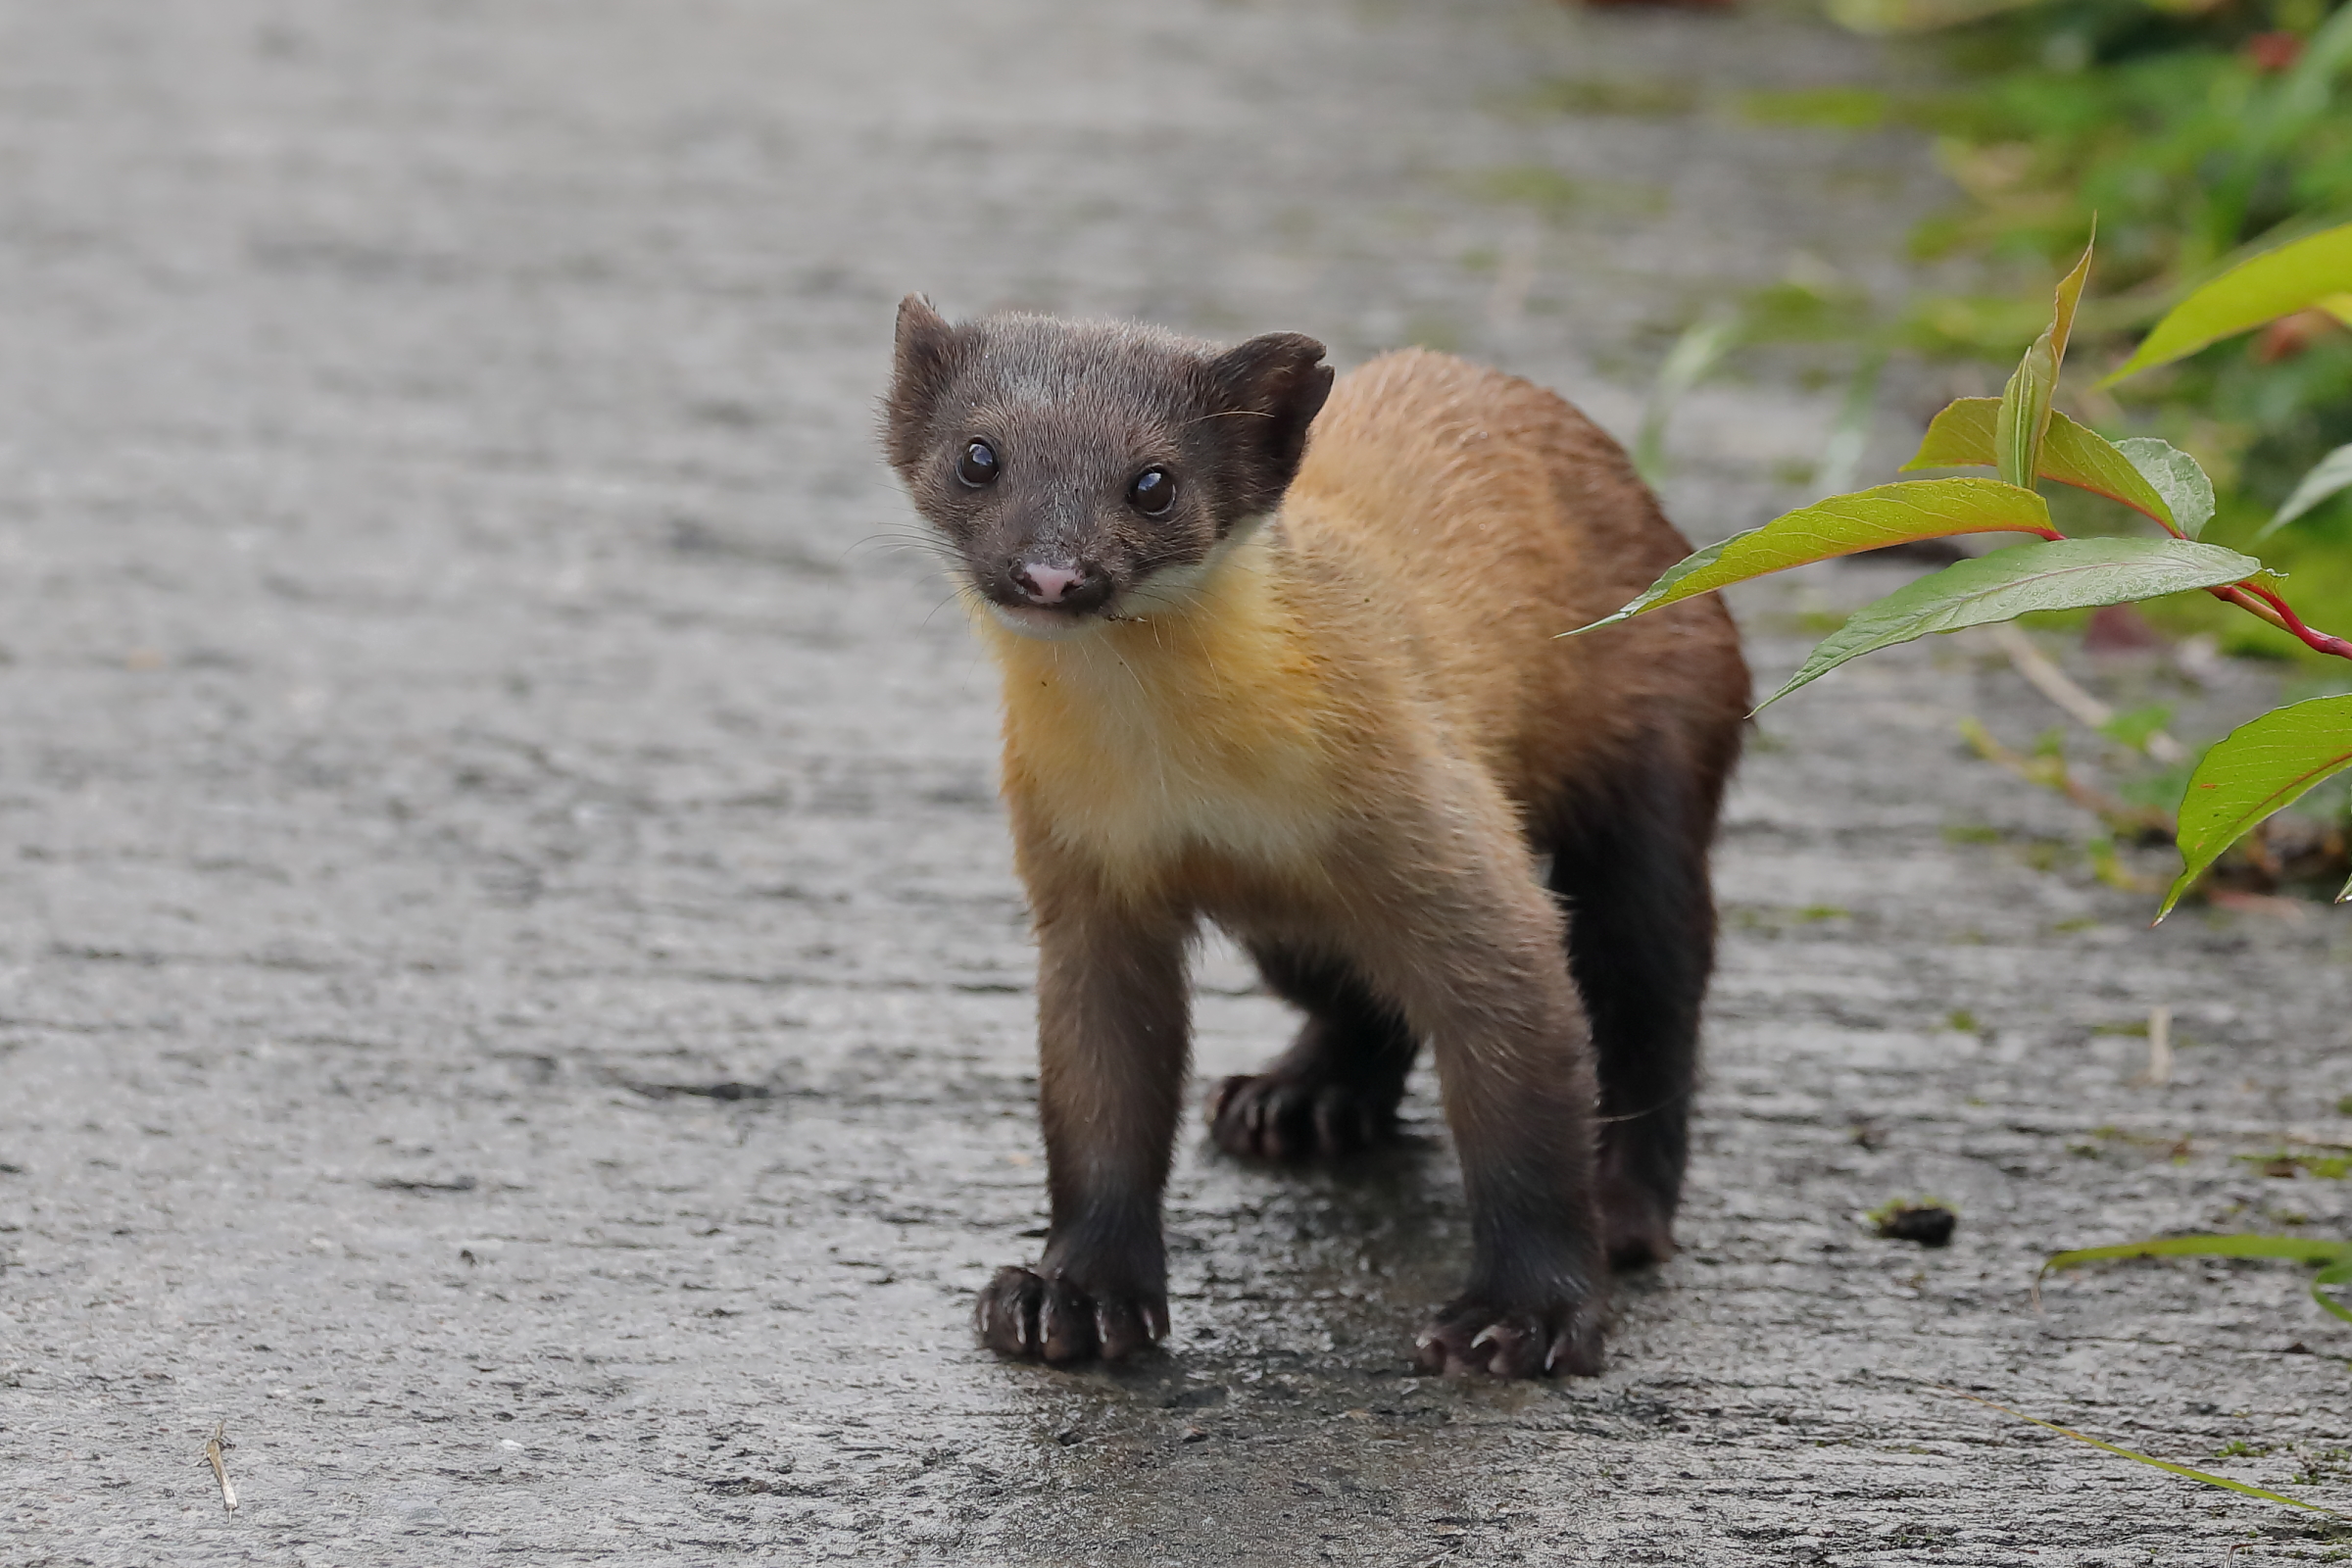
885 295 961 472
1208 333 1334 515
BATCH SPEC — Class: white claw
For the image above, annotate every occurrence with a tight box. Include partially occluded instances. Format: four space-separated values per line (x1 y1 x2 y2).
1414 1331 1438 1350
1470 1324 1501 1350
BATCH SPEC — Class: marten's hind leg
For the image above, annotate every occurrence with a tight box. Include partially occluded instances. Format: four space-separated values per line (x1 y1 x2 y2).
1545 761 1719 1269
1207 943 1419 1161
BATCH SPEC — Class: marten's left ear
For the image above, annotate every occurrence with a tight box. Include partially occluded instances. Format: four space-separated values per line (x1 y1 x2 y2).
1208 333 1333 514
884 294 963 473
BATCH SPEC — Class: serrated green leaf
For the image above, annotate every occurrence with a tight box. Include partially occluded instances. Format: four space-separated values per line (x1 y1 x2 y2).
2114 438 2214 540
1567 478 2053 635
2161 693 2352 918
1994 238 2093 489
2044 1234 2352 1327
2105 222 2352 384
1761 537 2262 710
1904 399 2182 532
2257 442 2352 540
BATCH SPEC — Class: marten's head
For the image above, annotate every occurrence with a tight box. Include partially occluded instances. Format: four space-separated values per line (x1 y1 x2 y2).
883 299 1332 639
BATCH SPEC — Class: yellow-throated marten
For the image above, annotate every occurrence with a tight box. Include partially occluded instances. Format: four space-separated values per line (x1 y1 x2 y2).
883 300 1747 1377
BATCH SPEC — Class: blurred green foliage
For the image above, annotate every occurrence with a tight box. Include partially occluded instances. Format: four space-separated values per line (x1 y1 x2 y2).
1771 0 2352 655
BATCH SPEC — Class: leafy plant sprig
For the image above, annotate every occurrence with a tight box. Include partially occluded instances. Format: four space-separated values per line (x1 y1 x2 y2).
1577 222 2352 918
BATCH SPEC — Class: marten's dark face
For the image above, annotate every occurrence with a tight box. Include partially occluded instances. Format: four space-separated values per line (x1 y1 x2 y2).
883 300 1332 638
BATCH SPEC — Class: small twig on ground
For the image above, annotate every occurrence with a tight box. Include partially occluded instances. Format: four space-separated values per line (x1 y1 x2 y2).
2135 1004 2173 1087
1986 623 2187 764
2207 888 2311 921
1956 717 2174 841
202 1419 238 1513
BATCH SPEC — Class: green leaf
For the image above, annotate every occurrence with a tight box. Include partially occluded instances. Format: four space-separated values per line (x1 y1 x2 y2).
2046 1233 2351 1269
2272 6 2352 149
2097 703 2175 753
1937 1388 2344 1518
1904 399 2184 533
2114 438 2214 540
2043 1234 2352 1327
1994 237 2093 489
2326 1255 2352 1325
1760 537 2262 710
1567 478 2053 635
2162 693 2352 918
1739 86 1889 130
1812 349 1886 499
2257 442 2352 540
1904 397 2002 471
2105 222 2352 384
1634 306 1740 484
1823 0 2043 32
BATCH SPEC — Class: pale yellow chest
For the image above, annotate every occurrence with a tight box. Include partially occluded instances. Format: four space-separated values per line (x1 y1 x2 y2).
980 564 1349 891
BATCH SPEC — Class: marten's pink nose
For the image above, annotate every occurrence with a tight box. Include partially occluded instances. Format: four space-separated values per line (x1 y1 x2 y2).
1016 564 1083 606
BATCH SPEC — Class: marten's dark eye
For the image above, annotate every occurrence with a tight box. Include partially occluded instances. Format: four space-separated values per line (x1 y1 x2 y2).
1128 466 1176 516
956 440 1000 487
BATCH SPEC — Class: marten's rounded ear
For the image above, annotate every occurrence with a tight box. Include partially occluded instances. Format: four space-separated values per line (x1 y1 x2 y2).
1208 333 1334 513
885 295 961 470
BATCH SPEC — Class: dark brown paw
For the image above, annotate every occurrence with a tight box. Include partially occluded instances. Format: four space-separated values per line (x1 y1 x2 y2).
1206 1073 1390 1161
974 1266 1168 1365
1413 1292 1604 1379
1597 1169 1678 1269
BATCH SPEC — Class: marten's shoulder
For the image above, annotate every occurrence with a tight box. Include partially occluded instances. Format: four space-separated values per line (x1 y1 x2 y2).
1273 348 1687 646
1286 349 1668 582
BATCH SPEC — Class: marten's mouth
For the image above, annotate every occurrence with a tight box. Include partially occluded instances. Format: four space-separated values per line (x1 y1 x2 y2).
983 597 1115 641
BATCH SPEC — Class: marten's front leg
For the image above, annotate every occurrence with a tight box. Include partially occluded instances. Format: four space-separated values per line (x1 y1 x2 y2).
1344 802 1609 1378
1207 941 1418 1160
975 865 1192 1365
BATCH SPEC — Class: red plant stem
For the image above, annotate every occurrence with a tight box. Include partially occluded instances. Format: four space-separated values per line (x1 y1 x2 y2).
2238 580 2295 620
2210 582 2352 662
2241 578 2294 613
2036 502 2352 660
2034 510 2352 660
2032 512 2342 658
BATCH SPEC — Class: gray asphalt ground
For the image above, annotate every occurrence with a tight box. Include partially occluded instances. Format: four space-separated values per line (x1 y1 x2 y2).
5 1 2351 1564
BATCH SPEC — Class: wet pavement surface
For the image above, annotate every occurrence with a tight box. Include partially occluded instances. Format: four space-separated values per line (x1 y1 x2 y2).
4 1 2350 1563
